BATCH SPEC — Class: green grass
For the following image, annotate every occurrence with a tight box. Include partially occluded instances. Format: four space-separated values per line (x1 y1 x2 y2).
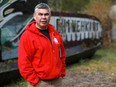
77 48 116 76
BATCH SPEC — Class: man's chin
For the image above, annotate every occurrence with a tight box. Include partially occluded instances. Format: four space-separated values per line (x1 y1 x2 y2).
40 25 48 29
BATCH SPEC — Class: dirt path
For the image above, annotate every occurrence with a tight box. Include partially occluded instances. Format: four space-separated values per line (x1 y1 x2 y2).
2 63 116 87
63 64 116 87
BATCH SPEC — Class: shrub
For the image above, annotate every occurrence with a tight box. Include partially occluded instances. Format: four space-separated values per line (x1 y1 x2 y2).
82 0 113 48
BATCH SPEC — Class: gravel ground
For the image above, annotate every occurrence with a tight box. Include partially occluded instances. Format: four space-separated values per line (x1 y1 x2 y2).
2 63 116 87
62 64 116 87
1 58 116 87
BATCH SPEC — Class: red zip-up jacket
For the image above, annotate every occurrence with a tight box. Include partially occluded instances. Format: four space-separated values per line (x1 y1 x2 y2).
18 21 66 86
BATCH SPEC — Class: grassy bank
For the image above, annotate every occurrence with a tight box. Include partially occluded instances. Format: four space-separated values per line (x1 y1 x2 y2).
4 42 116 87
65 41 116 87
75 43 116 76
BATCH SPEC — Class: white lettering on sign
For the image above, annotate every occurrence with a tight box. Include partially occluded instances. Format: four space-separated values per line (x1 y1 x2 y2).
50 16 102 41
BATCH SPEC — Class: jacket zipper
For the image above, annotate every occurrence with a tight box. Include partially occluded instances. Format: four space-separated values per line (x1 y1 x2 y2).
39 32 54 51
51 32 55 52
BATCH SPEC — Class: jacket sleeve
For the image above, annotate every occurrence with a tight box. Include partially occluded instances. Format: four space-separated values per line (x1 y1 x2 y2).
18 33 39 86
60 37 66 77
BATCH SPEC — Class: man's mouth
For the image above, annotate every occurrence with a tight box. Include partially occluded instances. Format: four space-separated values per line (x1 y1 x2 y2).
41 21 47 24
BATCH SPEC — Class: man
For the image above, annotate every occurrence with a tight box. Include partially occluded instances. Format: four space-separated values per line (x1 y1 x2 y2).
18 3 66 87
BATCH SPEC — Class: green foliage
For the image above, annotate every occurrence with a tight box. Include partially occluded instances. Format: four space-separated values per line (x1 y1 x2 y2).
48 0 116 13
62 0 90 12
48 0 90 12
82 0 113 48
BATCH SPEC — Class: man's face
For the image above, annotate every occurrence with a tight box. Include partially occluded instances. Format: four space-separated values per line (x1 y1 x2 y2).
34 8 51 29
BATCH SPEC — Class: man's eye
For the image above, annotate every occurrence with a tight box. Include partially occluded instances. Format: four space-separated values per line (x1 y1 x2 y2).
45 13 49 16
38 13 49 16
38 13 43 16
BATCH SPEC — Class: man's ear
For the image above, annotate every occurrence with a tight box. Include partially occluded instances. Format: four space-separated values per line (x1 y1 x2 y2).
33 16 36 20
33 14 36 20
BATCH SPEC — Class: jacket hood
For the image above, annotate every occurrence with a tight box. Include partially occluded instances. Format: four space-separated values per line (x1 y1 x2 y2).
25 21 56 35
